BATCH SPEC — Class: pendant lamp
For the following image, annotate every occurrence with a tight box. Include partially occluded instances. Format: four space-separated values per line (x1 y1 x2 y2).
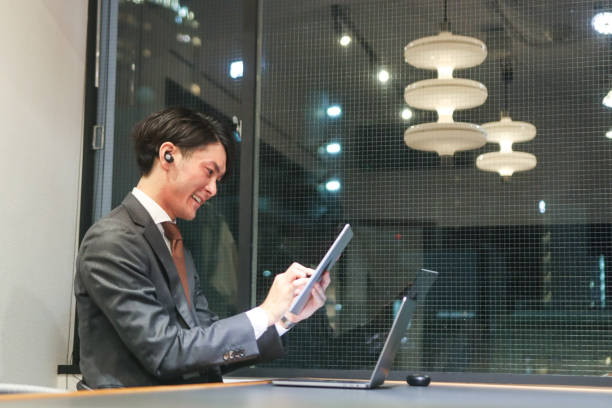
404 1 488 157
476 57 537 179
476 116 537 179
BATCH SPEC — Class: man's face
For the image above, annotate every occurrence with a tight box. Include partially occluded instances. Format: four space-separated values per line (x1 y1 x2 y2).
164 142 227 220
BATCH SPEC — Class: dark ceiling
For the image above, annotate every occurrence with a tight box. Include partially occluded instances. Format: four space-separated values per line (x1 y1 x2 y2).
116 0 612 225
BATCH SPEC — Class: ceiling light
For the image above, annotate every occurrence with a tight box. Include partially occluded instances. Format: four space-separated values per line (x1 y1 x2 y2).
327 105 342 118
606 129 612 139
229 60 243 79
325 142 342 154
339 35 351 46
403 31 488 156
325 179 341 192
476 151 536 178
476 117 537 179
539 200 546 214
592 12 612 35
401 107 413 120
377 69 390 83
603 89 612 108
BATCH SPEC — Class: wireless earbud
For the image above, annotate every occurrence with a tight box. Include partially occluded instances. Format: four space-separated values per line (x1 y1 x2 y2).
164 152 174 163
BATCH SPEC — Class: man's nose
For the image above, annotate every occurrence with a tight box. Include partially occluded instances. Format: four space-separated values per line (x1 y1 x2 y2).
205 179 217 197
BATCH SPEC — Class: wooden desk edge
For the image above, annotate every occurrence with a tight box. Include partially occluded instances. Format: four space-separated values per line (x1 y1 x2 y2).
3 379 612 402
0 380 271 402
385 380 612 393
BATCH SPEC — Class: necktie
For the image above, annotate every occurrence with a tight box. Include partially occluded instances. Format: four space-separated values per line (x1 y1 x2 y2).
161 222 191 306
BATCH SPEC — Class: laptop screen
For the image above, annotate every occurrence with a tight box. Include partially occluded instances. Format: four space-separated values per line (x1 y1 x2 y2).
369 268 438 387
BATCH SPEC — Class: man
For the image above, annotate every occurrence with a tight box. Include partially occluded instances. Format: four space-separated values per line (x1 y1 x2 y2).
75 107 330 388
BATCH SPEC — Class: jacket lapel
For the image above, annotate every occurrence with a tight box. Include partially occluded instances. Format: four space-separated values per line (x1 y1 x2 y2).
122 194 198 329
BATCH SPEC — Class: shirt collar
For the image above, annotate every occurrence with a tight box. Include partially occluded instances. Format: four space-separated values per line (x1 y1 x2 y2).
131 187 173 225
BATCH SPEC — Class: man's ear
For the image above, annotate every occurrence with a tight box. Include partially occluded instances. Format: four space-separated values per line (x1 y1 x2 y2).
158 142 176 170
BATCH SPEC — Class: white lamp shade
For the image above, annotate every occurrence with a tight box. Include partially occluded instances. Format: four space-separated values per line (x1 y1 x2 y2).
404 78 488 112
404 122 486 156
482 117 536 144
404 31 487 71
476 151 537 177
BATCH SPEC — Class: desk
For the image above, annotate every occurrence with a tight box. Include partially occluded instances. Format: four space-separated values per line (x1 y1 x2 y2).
1 381 612 407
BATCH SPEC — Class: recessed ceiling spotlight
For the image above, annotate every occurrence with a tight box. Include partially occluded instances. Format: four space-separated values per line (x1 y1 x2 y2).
401 107 413 120
325 178 342 192
603 89 612 108
326 105 342 118
229 60 243 79
606 129 612 139
339 35 352 46
377 69 390 83
539 200 546 214
592 12 612 35
325 142 342 154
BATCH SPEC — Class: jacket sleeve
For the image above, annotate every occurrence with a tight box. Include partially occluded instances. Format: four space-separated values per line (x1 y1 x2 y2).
77 221 268 379
190 251 286 373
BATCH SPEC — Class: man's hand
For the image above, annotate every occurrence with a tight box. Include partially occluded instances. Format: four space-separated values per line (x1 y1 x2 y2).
259 262 313 326
284 271 331 325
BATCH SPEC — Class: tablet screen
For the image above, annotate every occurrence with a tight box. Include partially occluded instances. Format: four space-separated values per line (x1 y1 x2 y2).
288 224 353 315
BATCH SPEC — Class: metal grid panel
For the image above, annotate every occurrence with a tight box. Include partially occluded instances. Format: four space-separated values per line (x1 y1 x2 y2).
255 0 612 375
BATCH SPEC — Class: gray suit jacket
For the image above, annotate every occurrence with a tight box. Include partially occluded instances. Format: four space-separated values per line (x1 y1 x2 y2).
75 193 284 388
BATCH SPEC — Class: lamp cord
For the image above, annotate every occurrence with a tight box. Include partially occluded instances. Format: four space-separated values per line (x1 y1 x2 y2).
502 57 513 118
441 0 451 32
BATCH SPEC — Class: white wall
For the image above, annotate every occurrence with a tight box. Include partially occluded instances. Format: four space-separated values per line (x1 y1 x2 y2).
0 0 87 387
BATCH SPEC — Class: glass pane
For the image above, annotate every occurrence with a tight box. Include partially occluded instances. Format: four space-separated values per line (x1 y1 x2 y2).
112 0 243 317
255 0 612 376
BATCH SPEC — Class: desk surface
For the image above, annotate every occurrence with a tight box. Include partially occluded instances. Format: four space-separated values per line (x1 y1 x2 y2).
2 381 612 408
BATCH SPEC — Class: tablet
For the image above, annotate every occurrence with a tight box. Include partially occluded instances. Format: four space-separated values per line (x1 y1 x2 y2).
288 224 353 315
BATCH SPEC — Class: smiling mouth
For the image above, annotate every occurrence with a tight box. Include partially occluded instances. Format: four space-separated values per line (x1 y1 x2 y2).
192 194 203 204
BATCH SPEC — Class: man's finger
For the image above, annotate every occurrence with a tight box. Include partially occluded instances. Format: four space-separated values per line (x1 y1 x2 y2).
321 271 331 289
286 268 307 280
312 283 326 303
292 277 310 287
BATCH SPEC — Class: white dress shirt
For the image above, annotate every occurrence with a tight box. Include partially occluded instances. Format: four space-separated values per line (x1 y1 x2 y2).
131 187 288 338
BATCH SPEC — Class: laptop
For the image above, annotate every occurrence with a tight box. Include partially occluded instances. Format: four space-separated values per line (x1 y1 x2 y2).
272 268 438 389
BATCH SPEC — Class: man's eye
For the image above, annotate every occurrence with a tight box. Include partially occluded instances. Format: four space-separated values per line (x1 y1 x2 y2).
206 168 213 176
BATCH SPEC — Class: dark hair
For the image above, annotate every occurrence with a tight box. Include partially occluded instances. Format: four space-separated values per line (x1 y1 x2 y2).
132 107 236 177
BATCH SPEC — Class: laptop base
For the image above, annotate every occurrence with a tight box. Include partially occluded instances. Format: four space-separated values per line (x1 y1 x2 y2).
272 379 372 389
